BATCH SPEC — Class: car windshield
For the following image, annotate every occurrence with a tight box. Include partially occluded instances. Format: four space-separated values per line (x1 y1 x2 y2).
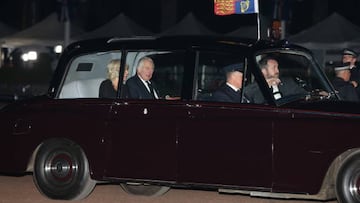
245 50 336 106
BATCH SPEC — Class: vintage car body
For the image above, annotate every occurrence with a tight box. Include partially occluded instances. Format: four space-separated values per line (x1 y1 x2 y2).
0 36 359 202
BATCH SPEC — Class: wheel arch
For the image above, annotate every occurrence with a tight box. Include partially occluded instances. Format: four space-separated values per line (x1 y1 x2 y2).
315 148 360 200
26 142 43 172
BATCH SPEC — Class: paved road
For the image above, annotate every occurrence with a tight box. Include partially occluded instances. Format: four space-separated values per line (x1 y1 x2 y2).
0 175 338 203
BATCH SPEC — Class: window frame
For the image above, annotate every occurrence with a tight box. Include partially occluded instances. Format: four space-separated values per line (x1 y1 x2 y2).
252 49 338 106
191 49 249 103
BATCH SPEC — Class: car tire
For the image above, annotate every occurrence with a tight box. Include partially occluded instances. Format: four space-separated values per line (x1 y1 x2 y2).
336 152 360 203
33 138 96 200
120 183 170 196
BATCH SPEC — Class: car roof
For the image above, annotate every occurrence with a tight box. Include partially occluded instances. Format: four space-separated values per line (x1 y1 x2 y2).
66 35 312 58
68 35 257 51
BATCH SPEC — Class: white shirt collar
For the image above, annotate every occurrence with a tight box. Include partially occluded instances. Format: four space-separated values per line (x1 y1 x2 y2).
226 82 239 92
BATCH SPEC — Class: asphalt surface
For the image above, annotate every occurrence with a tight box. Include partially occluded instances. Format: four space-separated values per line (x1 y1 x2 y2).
0 175 338 203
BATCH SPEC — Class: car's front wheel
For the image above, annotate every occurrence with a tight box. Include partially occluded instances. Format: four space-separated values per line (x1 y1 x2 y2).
336 152 360 203
33 139 96 200
120 183 170 196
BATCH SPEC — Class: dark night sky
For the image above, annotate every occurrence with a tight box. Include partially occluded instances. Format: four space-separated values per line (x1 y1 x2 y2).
0 0 257 33
0 0 360 36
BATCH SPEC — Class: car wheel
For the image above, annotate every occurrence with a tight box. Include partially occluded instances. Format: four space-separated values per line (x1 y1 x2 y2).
33 139 96 200
120 183 170 196
336 153 360 203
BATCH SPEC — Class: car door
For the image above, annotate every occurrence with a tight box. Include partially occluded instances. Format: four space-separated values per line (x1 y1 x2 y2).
177 51 273 189
53 51 123 176
264 51 341 194
105 100 183 181
177 103 274 188
272 108 341 194
105 51 187 182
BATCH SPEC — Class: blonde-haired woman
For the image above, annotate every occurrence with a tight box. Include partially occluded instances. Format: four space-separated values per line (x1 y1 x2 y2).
99 59 129 98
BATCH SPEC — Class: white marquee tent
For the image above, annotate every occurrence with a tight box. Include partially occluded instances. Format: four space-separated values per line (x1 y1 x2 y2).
159 13 217 36
1 12 84 48
288 13 360 67
76 13 153 40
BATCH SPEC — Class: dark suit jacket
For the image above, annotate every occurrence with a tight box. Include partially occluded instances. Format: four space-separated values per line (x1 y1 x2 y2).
245 77 307 104
277 77 307 96
332 77 359 102
212 84 241 103
99 79 128 99
99 79 117 98
125 75 159 99
350 66 360 84
350 66 360 97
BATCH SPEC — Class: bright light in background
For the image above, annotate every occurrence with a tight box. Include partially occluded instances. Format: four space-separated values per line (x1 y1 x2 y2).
21 53 29 61
54 45 63 54
28 51 37 60
21 51 38 62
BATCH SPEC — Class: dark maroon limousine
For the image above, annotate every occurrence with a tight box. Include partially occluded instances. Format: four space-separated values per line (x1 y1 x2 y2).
0 36 359 203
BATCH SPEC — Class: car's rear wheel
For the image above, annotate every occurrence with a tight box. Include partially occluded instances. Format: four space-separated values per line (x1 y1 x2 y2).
336 152 360 203
33 139 96 200
120 183 170 196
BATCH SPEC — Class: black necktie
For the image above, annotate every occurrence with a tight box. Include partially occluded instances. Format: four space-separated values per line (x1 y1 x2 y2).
146 81 156 99
236 89 241 102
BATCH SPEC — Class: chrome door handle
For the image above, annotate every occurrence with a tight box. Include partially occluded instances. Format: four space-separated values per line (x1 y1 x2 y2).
114 101 128 106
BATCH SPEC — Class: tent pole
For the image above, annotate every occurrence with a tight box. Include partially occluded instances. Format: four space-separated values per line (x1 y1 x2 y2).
64 21 70 47
257 13 260 40
61 0 70 47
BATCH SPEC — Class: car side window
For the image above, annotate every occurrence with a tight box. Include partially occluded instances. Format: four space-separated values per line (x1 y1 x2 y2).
125 51 185 100
194 51 246 103
246 52 330 105
58 51 122 99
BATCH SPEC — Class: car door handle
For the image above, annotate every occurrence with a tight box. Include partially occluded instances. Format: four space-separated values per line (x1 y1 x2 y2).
114 101 128 106
277 110 294 119
186 103 202 108
13 119 32 135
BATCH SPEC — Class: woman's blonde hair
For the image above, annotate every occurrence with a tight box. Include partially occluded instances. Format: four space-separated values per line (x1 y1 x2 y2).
107 59 120 81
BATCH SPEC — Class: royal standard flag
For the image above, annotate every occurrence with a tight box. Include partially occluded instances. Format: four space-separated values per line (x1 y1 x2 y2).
214 0 259 16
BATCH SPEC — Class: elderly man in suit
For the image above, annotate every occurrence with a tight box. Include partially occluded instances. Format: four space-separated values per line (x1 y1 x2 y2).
126 56 159 99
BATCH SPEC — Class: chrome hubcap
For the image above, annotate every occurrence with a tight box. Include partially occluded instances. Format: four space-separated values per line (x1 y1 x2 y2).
349 170 360 201
45 152 77 184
